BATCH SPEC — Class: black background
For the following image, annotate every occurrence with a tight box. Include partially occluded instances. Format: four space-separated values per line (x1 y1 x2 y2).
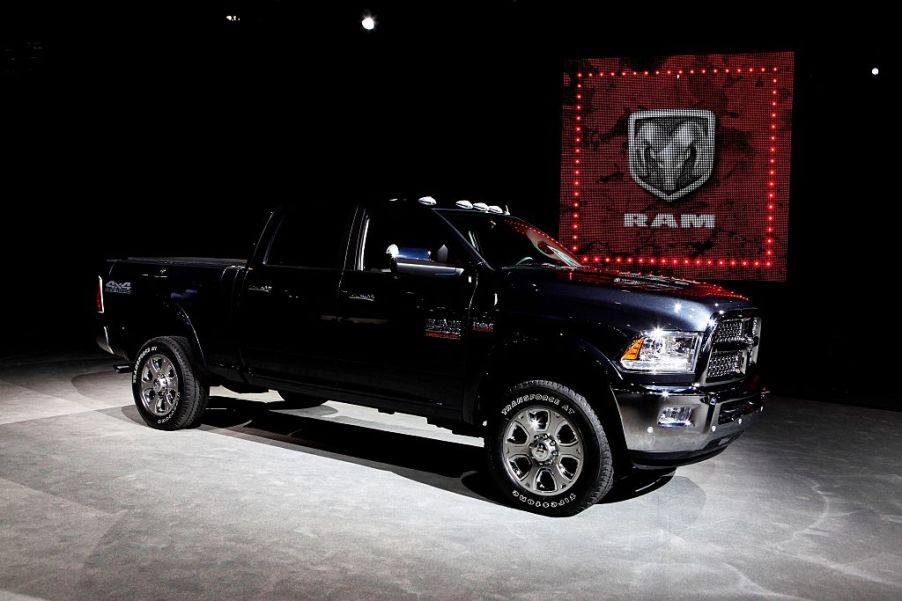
2 3 895 408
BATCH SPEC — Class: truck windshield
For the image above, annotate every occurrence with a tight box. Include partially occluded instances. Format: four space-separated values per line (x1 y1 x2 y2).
439 211 583 269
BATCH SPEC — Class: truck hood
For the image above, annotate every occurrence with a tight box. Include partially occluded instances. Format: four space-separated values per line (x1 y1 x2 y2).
504 267 753 333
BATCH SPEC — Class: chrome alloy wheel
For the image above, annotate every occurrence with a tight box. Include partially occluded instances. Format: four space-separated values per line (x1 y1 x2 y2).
502 405 584 496
140 354 180 417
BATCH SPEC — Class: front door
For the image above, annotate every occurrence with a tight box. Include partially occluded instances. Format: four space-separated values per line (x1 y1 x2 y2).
334 205 475 411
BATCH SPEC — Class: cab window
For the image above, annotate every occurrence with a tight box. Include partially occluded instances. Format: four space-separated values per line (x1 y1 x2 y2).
266 207 352 269
358 207 460 272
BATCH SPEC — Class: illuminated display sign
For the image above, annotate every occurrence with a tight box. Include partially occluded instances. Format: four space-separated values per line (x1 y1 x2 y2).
560 52 794 281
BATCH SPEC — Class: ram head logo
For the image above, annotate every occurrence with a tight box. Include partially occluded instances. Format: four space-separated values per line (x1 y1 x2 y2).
628 109 716 202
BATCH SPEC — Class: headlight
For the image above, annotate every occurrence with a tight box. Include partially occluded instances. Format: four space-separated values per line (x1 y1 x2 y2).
620 329 702 373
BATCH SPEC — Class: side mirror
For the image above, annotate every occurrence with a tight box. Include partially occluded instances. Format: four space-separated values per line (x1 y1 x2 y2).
391 257 464 278
390 246 432 262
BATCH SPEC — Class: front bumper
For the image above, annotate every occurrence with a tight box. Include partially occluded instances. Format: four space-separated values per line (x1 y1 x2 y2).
614 378 767 468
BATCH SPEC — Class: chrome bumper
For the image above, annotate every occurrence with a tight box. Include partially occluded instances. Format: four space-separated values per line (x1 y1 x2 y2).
614 383 767 466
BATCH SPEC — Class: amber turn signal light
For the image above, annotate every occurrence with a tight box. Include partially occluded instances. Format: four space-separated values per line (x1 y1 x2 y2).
622 337 645 361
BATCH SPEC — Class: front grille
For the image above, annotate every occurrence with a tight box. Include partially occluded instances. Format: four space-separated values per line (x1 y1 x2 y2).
718 397 762 425
713 318 754 344
707 350 746 380
704 315 761 383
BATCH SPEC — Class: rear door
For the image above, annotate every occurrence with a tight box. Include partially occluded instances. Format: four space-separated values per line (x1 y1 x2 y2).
334 205 476 411
238 206 354 386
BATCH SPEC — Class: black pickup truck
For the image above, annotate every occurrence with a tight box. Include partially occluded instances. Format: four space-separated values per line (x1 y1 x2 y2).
96 197 766 516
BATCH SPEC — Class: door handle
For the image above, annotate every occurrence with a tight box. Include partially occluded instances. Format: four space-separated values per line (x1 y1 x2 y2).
247 284 273 294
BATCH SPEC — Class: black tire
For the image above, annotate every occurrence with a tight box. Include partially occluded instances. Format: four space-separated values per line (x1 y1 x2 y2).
485 380 614 516
132 336 209 430
277 391 327 408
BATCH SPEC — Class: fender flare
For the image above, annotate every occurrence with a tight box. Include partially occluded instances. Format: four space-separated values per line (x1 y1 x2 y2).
468 333 630 471
171 303 207 368
127 302 207 370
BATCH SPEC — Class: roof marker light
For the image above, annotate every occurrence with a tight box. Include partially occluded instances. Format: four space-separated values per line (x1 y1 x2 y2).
487 205 504 214
417 196 437 206
455 200 473 209
472 202 489 212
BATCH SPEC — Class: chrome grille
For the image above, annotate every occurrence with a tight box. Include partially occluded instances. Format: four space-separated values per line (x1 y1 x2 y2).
713 318 752 344
707 350 746 380
705 316 760 382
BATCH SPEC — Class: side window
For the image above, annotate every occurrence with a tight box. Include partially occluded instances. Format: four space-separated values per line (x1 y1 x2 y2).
360 208 459 272
266 208 351 269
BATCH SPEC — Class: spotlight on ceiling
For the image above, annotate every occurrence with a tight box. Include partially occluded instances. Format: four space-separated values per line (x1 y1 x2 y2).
871 66 879 76
361 13 376 31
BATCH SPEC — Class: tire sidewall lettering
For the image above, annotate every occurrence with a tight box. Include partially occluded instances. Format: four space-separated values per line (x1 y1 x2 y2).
512 489 578 508
501 392 576 418
132 345 157 385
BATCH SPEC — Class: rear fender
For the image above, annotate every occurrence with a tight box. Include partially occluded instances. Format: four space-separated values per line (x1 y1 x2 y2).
125 303 206 370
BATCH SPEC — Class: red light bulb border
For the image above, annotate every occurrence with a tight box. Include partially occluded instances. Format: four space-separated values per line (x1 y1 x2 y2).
570 63 783 271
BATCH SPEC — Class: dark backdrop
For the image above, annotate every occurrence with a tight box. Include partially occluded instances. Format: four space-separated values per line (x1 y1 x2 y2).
2 3 896 408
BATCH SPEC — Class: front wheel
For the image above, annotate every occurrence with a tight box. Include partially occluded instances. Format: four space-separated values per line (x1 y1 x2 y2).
485 380 614 516
132 336 209 430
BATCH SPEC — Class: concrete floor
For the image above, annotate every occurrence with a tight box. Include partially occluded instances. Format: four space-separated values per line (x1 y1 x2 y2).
1 352 901 601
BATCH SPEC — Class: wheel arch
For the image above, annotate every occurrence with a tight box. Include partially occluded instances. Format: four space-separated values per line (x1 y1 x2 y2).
470 334 631 473
126 303 206 370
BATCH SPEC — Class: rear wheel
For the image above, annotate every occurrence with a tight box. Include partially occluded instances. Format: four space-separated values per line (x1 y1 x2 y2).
278 391 327 408
485 380 614 516
132 336 209 430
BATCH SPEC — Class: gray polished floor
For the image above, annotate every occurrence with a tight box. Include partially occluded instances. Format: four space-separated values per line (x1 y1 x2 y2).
1 351 901 601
